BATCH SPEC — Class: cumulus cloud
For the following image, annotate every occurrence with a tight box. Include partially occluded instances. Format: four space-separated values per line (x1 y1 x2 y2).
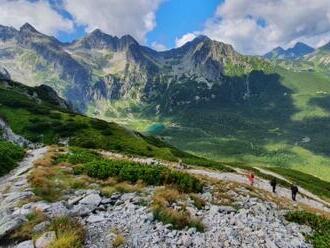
178 0 330 55
175 33 198 47
63 0 163 43
151 41 167 51
0 0 74 35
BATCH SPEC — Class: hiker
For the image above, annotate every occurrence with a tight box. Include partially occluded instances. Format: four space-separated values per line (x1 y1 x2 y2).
247 172 255 186
291 185 299 201
270 177 277 193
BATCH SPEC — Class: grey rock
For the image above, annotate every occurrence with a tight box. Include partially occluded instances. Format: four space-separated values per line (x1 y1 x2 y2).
35 231 56 248
0 215 26 239
45 202 69 217
86 214 106 223
68 195 84 206
71 204 93 217
218 205 237 213
32 221 50 233
32 201 51 212
15 240 34 248
79 193 102 207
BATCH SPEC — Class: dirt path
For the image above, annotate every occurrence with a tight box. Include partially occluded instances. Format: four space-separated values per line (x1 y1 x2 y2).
99 150 330 213
0 147 48 195
188 169 330 212
253 167 330 207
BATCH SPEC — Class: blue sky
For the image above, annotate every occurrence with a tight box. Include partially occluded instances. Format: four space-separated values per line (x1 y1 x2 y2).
0 0 330 54
146 0 221 49
55 0 222 49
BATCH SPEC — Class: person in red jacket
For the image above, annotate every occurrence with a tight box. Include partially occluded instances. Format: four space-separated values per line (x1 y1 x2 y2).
247 172 255 186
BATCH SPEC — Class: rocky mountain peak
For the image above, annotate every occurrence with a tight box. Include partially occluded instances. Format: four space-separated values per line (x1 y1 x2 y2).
264 42 314 60
20 23 39 33
287 42 314 56
0 25 18 41
0 66 11 80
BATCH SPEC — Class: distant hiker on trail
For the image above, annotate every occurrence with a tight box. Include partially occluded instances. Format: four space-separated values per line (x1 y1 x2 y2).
291 185 299 201
270 177 277 193
247 172 255 186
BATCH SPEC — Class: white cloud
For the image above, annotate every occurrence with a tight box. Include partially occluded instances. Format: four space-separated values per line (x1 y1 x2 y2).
151 41 167 51
63 0 163 43
179 0 330 55
175 33 198 47
0 0 74 35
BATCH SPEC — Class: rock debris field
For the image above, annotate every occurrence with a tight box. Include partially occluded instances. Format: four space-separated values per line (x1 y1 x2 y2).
0 147 325 248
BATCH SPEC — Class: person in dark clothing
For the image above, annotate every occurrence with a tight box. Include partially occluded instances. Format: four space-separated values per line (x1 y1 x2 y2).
291 185 299 201
270 177 277 193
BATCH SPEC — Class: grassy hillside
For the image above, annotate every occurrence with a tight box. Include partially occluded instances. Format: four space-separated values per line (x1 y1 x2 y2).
0 79 229 171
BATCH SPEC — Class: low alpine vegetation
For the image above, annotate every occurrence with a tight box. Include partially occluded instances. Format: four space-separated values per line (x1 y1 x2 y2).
9 210 46 241
285 211 330 248
58 148 203 193
152 187 205 232
49 216 85 248
78 159 203 193
0 139 25 176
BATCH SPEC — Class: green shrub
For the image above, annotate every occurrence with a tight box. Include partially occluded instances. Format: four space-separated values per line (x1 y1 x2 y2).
285 211 330 248
55 148 101 165
0 140 25 176
72 158 203 193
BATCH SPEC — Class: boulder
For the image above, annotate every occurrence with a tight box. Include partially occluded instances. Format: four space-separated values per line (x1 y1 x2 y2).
79 193 102 207
71 204 93 217
0 215 26 239
45 202 69 217
86 214 106 223
68 195 84 206
15 240 34 248
32 221 50 233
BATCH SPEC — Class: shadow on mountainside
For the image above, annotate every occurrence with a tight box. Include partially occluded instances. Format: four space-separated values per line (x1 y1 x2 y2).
145 70 330 163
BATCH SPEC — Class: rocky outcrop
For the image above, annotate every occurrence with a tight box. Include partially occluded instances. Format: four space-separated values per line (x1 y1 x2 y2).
0 118 32 148
35 84 72 110
0 66 11 80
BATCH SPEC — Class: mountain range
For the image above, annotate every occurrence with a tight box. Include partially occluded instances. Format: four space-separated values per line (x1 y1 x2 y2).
1 23 330 181
0 23 271 112
263 42 315 60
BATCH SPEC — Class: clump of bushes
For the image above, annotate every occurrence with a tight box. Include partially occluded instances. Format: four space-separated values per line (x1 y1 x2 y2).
0 140 25 176
101 181 144 197
152 188 205 232
285 211 330 248
57 148 203 193
55 148 101 165
80 159 203 193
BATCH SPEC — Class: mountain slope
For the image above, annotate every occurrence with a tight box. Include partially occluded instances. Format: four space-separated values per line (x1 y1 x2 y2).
0 76 209 163
1 24 330 181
